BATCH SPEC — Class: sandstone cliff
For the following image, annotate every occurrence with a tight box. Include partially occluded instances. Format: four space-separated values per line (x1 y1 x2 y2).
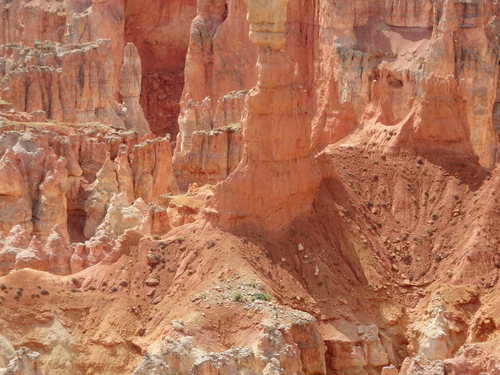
0 0 499 374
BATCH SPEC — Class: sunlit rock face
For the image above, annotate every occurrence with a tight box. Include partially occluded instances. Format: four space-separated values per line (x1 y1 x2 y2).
207 0 321 230
0 1 498 375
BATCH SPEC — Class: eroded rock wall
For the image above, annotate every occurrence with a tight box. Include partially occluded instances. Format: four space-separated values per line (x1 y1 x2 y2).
0 40 124 127
0 0 499 374
0 123 177 275
174 0 500 178
0 0 197 137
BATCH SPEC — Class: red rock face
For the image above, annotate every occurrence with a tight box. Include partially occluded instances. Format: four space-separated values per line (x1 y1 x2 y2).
0 0 499 374
209 47 321 229
125 0 197 136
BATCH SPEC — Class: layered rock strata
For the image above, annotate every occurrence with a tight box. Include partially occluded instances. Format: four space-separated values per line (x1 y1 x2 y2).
208 0 321 229
0 0 499 374
0 39 150 135
173 0 258 189
175 0 500 174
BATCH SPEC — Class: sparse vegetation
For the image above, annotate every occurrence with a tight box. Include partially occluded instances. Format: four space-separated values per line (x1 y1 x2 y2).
233 291 242 301
251 293 271 301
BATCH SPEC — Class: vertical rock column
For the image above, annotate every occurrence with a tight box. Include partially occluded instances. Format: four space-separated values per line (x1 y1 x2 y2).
209 0 321 229
119 43 151 137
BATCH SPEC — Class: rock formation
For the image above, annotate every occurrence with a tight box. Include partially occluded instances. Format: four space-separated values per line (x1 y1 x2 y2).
208 0 321 229
119 43 150 137
0 0 499 374
0 347 42 375
133 312 326 375
0 123 177 276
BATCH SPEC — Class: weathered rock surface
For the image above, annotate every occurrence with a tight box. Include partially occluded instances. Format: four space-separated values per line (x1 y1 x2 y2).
0 40 123 127
133 311 326 375
173 0 500 175
0 0 499 375
0 122 177 275
208 0 321 229
0 39 151 135
119 43 150 137
0 347 42 375
125 0 196 136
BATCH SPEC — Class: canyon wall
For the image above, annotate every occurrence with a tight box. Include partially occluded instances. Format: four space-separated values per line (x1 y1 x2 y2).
175 0 500 186
0 0 197 136
0 0 499 375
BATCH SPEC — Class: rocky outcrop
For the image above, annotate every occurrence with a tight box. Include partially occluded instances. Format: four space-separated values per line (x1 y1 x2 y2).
125 0 196 136
0 149 32 234
0 1 499 375
174 120 242 190
133 311 326 375
0 39 151 135
0 122 177 276
0 347 42 375
95 193 148 238
119 43 150 136
324 324 396 373
0 40 124 127
173 0 500 173
208 0 321 229
173 0 259 189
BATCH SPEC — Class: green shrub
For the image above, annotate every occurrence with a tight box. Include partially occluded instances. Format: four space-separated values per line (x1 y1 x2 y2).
233 291 242 301
251 293 271 301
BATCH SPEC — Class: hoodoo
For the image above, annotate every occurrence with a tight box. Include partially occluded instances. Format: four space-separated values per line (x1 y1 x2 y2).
0 0 498 374
208 0 321 230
